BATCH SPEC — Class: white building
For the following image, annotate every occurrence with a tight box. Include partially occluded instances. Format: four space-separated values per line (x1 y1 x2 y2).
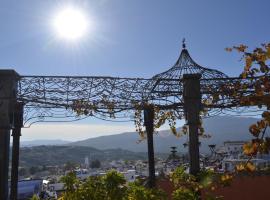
221 140 270 171
223 158 270 171
85 156 89 168
223 141 245 158
122 170 136 182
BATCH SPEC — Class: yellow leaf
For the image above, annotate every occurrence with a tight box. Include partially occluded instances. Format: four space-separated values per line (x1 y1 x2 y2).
236 164 245 172
243 142 257 156
246 162 256 172
266 45 270 58
245 56 252 71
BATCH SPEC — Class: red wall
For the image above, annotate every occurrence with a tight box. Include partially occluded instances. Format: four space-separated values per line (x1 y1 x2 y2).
212 175 270 200
158 175 270 200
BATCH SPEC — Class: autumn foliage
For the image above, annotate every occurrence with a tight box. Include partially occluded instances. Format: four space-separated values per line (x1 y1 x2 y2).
225 43 270 171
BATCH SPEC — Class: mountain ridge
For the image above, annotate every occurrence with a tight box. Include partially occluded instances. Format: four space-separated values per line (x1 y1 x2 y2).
20 139 70 147
68 116 261 153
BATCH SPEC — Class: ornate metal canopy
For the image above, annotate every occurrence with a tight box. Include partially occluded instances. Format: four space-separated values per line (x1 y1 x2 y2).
15 43 262 126
144 43 229 115
152 45 228 80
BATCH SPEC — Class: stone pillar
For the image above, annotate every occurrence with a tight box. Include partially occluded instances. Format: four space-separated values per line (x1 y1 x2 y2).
183 74 202 176
10 103 24 200
144 105 155 188
0 70 19 200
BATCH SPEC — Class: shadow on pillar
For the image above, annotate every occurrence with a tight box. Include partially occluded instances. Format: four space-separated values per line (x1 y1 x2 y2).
144 105 156 188
10 103 24 200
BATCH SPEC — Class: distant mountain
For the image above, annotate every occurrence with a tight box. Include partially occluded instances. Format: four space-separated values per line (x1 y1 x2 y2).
19 145 150 167
19 116 265 167
69 116 262 153
20 140 70 147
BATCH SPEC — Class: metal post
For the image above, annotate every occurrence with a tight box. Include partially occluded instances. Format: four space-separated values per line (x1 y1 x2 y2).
144 105 155 188
10 103 24 200
183 74 202 176
0 70 19 200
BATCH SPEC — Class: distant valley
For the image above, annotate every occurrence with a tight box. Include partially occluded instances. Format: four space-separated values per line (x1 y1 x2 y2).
19 146 150 167
19 116 264 167
21 139 70 147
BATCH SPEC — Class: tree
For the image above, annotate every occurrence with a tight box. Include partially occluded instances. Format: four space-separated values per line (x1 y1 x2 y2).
30 194 39 200
102 170 127 200
18 167 27 176
170 166 232 200
42 165 47 171
60 170 168 200
127 181 167 200
61 170 126 200
29 166 39 175
63 161 77 171
60 171 78 193
90 159 101 168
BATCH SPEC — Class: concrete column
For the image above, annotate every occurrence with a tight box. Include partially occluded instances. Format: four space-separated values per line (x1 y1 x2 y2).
144 105 155 188
10 103 24 200
0 70 19 200
183 74 202 176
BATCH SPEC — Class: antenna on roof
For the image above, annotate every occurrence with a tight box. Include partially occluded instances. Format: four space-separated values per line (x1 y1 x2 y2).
182 38 186 49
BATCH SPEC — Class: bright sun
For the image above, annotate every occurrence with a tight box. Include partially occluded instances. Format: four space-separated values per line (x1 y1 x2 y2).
52 7 89 41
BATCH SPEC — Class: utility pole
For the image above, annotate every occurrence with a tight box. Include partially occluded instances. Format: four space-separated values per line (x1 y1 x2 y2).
183 74 202 176
144 105 155 188
0 70 19 200
10 103 24 200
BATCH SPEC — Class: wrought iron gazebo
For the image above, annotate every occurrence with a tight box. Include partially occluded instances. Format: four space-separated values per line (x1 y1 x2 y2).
152 44 228 80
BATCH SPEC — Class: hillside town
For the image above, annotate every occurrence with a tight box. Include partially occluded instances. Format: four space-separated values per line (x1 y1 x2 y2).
15 140 270 199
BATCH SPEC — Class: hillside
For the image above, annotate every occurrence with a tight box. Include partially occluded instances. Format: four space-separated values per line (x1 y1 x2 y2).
69 116 262 153
19 117 266 167
19 145 149 167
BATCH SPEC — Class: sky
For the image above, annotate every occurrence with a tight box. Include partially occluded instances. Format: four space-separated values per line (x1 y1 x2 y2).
0 0 269 141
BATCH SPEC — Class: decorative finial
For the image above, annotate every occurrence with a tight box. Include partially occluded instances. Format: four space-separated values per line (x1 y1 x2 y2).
182 38 186 49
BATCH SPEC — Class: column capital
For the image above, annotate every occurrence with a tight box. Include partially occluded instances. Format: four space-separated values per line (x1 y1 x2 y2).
183 73 202 80
0 70 20 128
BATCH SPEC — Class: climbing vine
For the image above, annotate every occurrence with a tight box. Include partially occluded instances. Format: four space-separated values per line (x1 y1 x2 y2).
134 103 183 139
225 43 270 171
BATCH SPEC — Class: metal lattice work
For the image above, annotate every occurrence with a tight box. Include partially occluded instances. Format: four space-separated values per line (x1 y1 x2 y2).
17 76 151 125
15 44 264 126
18 76 149 108
144 45 228 113
200 76 267 118
152 46 228 80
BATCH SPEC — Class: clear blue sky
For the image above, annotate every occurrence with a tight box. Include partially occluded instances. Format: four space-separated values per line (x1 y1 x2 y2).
1 0 269 140
1 0 269 78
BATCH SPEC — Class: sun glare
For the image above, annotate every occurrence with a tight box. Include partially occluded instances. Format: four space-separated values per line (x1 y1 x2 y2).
52 7 89 41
